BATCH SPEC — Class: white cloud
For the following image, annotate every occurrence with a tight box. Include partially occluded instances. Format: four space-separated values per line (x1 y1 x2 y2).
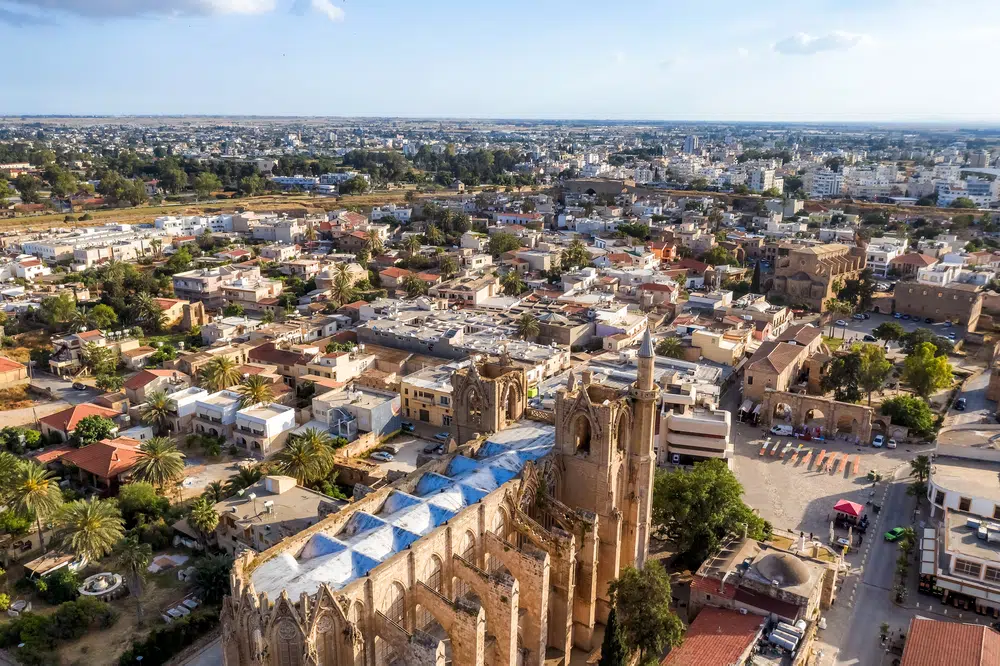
737 47 749 58
773 31 868 55
310 0 343 22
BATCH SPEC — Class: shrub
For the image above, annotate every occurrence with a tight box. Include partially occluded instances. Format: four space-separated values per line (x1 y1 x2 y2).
0 599 116 664
0 593 10 611
118 608 220 666
130 519 174 550
0 509 32 536
119 482 170 527
37 568 80 604
49 597 117 639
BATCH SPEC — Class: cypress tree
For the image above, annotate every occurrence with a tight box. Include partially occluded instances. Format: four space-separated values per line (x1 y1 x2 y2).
599 608 630 666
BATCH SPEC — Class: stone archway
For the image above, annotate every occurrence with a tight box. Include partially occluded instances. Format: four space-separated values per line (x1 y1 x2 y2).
835 414 858 435
773 402 793 422
571 413 593 455
761 390 873 443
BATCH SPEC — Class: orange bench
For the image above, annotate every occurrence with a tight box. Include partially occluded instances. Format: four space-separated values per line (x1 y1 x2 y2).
853 455 861 475
815 450 826 468
800 451 812 468
835 455 845 474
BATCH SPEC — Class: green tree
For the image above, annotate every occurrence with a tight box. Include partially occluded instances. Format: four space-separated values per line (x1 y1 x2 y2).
339 175 369 195
330 273 357 306
188 497 219 546
72 415 116 447
192 172 221 200
652 459 768 566
823 298 854 336
702 245 738 266
562 239 591 269
273 438 324 485
39 292 77 328
488 231 522 257
81 342 118 375
401 274 428 298
88 303 118 330
903 342 953 398
873 321 905 347
133 437 186 492
438 255 459 279
608 564 684 665
501 271 526 296
365 229 385 256
910 454 931 482
118 482 168 526
131 292 164 332
881 396 936 435
599 608 630 666
239 173 266 197
950 197 977 209
158 167 188 194
10 462 63 552
139 390 173 435
750 261 762 293
402 235 422 257
222 303 244 318
237 374 274 408
55 497 124 563
0 178 13 201
193 554 233 605
199 356 242 392
655 337 685 359
13 174 42 203
516 313 539 340
115 536 152 626
95 374 124 392
901 327 952 356
857 344 893 406
821 351 864 403
164 247 193 273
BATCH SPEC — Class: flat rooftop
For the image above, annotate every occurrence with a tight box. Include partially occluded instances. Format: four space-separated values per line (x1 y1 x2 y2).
945 510 1000 564
404 361 468 393
932 456 1000 503
239 404 293 421
316 387 396 411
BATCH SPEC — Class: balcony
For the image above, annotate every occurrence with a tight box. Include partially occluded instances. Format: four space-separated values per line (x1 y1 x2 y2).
237 425 265 436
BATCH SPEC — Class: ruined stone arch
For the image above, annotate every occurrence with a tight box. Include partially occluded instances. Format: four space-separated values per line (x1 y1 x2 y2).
416 555 444 631
571 411 595 456
453 530 478 601
375 582 407 666
501 380 525 425
615 408 632 454
309 586 353 666
488 506 512 575
464 385 484 428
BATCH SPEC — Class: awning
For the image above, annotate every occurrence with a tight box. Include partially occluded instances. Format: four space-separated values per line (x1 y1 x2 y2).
752 403 762 415
739 400 753 413
833 499 864 517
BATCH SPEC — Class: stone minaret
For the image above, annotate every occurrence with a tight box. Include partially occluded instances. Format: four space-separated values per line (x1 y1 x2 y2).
624 326 659 568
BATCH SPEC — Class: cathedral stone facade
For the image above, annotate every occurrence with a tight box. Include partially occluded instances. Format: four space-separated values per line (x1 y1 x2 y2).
221 332 659 666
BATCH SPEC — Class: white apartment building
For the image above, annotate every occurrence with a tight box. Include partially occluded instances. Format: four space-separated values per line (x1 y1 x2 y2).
749 168 777 193
866 237 908 277
369 204 412 223
936 177 999 208
233 403 297 457
917 263 964 286
192 390 243 439
804 170 845 198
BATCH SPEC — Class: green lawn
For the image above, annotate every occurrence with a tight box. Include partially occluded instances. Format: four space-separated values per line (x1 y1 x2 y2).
822 335 845 351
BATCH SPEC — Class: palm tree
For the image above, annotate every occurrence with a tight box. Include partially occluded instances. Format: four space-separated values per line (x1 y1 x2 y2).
188 497 220 545
273 438 323 485
516 313 539 340
11 462 63 552
330 273 357 306
401 274 428 298
225 465 262 496
132 292 163 332
70 308 89 331
139 390 172 435
115 536 152 626
294 428 336 476
150 238 163 258
501 271 525 296
237 375 274 408
199 356 242 391
133 437 186 492
403 235 421 257
203 481 226 503
655 336 685 359
333 262 352 281
439 255 459 279
55 497 124 563
909 455 931 483
365 229 384 256
304 221 317 242
897 527 917 555
425 224 445 245
823 298 853 338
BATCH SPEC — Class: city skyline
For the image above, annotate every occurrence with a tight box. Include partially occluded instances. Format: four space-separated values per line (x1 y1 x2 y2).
4 0 1000 121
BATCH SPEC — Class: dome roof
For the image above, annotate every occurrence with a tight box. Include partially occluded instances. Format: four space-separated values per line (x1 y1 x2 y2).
754 552 811 587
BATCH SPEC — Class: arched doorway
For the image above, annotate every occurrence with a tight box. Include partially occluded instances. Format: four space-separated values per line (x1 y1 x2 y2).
453 532 477 602
836 414 858 436
505 384 522 424
465 387 483 429
773 402 792 422
804 408 825 435
375 583 406 666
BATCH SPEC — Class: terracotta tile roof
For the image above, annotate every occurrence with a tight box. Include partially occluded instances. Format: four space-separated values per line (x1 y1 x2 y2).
122 369 186 391
900 618 1000 666
153 298 184 310
639 282 676 293
340 300 368 310
39 403 120 434
661 607 764 665
380 267 412 279
677 257 710 274
31 444 75 465
60 437 142 480
0 356 26 373
890 253 938 267
733 587 799 619
746 341 806 375
690 575 737 600
76 330 104 341
777 323 821 346
249 343 310 367
121 346 157 359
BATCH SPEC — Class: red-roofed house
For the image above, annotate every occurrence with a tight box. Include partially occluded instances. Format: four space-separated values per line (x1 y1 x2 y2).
59 437 143 492
661 607 764 666
379 267 412 289
39 403 121 443
638 282 679 307
123 369 192 404
216 248 252 262
153 297 190 328
0 356 27 388
889 252 939 277
900 617 1000 666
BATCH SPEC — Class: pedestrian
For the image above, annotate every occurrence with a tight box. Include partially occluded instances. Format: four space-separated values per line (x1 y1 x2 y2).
859 534 863 546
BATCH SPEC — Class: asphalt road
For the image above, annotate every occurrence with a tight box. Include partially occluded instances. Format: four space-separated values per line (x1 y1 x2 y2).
944 370 994 426
823 312 963 347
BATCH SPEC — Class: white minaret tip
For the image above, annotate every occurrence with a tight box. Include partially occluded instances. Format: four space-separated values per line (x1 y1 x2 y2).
638 327 654 358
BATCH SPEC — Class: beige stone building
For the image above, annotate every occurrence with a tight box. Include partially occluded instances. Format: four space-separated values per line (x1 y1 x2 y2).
743 324 826 403
893 281 984 332
400 361 468 428
221 333 659 666
768 243 866 311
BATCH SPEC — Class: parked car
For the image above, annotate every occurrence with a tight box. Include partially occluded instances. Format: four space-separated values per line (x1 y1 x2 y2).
863 334 877 342
378 444 400 455
884 527 906 542
946 333 957 340
872 434 885 448
852 313 865 320
370 451 394 462
770 424 794 436
956 397 968 411
862 313 871 320
423 442 441 454
434 432 450 441
944 321 953 327
401 422 415 433
901 314 911 320
887 438 897 449
835 319 849 326
72 382 88 390
893 312 903 319
924 317 934 324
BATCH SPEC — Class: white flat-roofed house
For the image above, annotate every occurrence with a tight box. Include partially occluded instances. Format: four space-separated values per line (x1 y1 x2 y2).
192 390 242 440
165 387 210 434
233 403 297 457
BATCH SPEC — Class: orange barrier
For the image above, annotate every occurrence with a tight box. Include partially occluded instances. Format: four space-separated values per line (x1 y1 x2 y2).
815 450 826 468
800 451 812 467
853 455 861 475
826 452 839 472
835 455 845 474
771 440 781 456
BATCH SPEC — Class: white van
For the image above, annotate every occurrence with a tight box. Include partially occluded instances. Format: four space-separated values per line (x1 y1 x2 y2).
770 424 794 436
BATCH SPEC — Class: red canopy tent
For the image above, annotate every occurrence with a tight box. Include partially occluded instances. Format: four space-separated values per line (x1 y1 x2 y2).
833 499 863 518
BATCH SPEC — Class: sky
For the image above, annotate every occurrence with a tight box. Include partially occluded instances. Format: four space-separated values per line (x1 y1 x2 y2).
2 0 1000 122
